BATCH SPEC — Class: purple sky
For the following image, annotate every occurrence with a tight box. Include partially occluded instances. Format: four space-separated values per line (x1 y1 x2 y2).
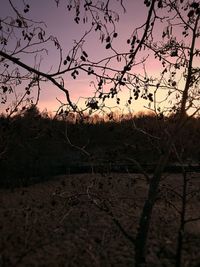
1 0 156 114
1 0 199 115
30 0 150 113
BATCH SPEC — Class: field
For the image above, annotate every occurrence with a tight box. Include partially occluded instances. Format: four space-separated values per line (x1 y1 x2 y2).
0 172 200 267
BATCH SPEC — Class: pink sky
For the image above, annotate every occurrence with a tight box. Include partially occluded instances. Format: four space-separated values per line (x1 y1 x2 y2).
32 1 150 112
1 0 199 115
33 0 161 113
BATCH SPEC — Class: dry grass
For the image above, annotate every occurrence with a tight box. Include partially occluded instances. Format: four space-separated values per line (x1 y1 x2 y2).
0 172 199 267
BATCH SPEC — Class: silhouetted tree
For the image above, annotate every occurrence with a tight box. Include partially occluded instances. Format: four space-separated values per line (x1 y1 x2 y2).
1 1 200 266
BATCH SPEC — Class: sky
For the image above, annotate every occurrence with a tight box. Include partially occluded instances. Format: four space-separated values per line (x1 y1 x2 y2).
0 0 199 115
30 0 152 113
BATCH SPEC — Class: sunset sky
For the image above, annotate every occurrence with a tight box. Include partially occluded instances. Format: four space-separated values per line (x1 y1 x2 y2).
1 0 199 115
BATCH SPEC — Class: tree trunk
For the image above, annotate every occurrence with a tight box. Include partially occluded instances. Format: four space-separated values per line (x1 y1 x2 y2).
176 171 187 267
135 150 171 266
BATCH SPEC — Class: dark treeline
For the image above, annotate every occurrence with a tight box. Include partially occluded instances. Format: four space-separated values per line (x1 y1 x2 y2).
0 106 200 187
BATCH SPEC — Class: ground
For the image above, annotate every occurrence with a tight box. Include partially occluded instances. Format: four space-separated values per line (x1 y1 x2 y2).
0 172 200 267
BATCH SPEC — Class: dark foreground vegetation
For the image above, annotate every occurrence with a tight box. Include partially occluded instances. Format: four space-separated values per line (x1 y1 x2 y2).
0 107 200 188
0 108 200 267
